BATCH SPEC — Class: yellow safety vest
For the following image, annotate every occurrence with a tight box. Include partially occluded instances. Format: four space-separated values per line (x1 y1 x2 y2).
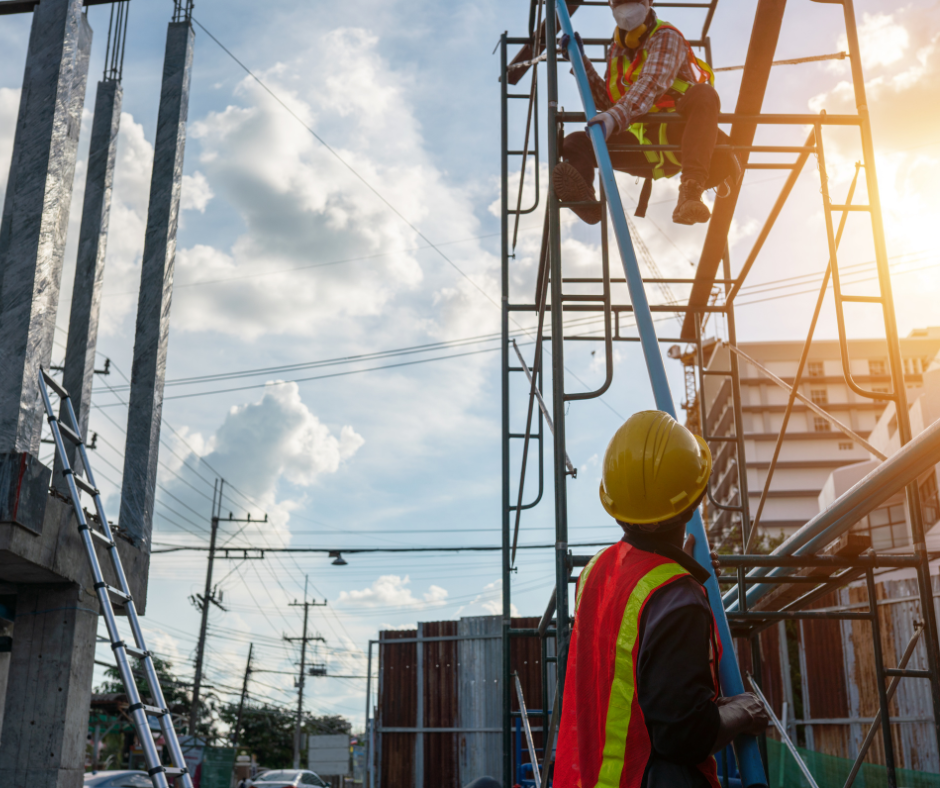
607 20 715 179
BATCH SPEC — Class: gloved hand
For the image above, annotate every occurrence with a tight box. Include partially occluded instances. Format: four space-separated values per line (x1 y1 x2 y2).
559 32 584 62
587 111 617 142
711 693 771 754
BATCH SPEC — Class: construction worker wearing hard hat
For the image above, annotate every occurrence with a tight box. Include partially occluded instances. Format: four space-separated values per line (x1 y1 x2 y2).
554 411 769 788
553 0 741 226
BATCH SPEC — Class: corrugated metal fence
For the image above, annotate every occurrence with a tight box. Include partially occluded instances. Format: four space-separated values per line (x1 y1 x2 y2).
375 616 551 788
743 574 940 773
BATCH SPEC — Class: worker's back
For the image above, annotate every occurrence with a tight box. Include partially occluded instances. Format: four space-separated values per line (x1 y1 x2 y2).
554 538 722 788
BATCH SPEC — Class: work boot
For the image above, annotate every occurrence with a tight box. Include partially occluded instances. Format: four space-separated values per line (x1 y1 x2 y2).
672 178 711 225
553 161 602 225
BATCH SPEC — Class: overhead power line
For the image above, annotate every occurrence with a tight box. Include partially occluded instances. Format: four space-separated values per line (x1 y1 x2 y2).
151 542 611 555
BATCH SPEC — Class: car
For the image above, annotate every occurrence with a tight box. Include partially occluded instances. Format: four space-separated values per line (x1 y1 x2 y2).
251 769 329 788
84 772 153 788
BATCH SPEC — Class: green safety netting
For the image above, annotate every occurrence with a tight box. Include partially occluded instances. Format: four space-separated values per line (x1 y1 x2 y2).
766 739 940 788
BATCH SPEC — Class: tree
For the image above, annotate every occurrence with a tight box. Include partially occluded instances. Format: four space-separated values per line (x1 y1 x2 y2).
219 704 352 767
95 655 219 741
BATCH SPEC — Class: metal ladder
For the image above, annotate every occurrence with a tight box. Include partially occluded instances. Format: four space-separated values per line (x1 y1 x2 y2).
38 369 193 788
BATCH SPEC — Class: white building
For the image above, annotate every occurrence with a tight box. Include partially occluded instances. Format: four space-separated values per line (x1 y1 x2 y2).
694 327 940 544
818 363 940 551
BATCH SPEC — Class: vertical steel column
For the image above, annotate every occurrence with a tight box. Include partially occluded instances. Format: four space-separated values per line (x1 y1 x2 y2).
59 75 123 478
724 249 767 770
840 0 940 750
366 639 374 788
0 0 90 458
865 569 897 788
499 32 513 788
415 623 424 788
119 14 194 550
545 0 573 716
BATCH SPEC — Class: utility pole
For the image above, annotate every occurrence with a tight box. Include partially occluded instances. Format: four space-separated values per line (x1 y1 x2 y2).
231 643 253 753
284 577 326 769
189 479 264 737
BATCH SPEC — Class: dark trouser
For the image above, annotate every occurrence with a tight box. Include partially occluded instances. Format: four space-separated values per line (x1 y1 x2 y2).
562 83 735 190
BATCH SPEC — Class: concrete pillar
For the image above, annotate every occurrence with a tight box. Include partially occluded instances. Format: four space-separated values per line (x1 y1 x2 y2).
119 20 194 550
0 1 91 534
0 0 91 457
0 583 100 787
57 78 122 479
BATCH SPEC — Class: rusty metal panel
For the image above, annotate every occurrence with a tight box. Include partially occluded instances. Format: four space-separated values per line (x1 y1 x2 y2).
423 620 458 788
380 630 416 788
801 592 850 757
458 615 502 784
856 576 939 773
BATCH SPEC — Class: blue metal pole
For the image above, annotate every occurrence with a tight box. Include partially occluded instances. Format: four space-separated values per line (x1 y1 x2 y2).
553 6 766 786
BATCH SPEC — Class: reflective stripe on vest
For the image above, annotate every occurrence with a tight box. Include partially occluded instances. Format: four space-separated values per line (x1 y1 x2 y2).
627 121 681 180
596 561 689 787
575 546 610 612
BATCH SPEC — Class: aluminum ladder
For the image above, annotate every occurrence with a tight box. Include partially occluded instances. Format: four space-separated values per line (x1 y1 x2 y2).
38 369 193 788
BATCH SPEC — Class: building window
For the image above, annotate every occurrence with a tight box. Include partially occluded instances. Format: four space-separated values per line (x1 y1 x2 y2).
869 359 887 376
921 474 940 526
813 417 831 432
838 442 854 450
807 361 824 378
810 388 828 405
856 503 909 550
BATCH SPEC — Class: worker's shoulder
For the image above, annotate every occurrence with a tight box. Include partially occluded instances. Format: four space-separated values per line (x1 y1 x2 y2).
643 574 710 630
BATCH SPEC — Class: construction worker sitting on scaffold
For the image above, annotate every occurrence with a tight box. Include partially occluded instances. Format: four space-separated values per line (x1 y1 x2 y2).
554 411 769 788
553 0 741 227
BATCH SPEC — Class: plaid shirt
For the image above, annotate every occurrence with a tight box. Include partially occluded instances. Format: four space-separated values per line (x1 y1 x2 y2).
585 23 696 133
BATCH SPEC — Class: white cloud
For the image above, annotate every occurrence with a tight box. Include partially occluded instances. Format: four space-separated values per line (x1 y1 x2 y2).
456 579 518 618
836 12 909 71
172 26 499 342
181 171 214 213
335 575 448 609
157 382 363 543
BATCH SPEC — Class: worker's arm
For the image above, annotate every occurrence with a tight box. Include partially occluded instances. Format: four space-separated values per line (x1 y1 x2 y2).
561 33 612 112
635 581 722 766
601 28 685 135
585 55 612 112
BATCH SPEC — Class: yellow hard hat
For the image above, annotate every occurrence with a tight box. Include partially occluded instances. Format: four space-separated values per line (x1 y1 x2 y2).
599 410 712 525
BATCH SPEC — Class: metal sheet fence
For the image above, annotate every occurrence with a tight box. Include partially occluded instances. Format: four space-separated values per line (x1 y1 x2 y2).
753 574 940 773
376 616 547 788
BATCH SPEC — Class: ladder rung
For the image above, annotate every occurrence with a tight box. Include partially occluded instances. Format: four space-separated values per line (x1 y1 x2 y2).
73 474 98 496
125 644 150 659
164 768 189 776
57 421 83 445
840 294 883 304
87 527 114 547
41 370 69 399
829 204 871 211
133 703 168 716
96 582 132 601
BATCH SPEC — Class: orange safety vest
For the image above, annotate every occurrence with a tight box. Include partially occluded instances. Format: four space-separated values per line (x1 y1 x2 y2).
554 541 723 788
606 20 715 179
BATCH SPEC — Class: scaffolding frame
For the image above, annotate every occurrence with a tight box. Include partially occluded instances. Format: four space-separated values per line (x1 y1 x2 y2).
500 2 940 787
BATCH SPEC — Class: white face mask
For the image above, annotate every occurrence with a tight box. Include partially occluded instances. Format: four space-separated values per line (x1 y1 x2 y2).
612 1 650 32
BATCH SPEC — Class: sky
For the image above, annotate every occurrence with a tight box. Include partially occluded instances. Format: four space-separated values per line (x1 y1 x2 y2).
4 0 940 736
